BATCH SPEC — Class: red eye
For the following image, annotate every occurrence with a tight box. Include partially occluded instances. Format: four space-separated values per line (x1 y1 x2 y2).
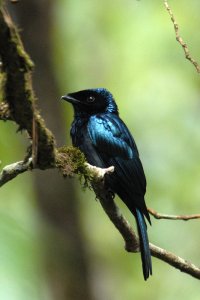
87 96 95 103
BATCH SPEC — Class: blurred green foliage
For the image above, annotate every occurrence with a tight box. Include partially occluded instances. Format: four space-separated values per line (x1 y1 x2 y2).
1 1 200 299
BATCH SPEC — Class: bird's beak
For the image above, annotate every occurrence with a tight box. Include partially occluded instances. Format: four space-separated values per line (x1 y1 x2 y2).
61 94 80 104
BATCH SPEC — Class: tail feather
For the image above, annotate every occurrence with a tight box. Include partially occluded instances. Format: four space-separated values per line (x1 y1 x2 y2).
135 208 152 280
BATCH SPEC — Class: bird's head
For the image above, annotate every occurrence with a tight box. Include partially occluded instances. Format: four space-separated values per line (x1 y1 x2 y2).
61 88 118 116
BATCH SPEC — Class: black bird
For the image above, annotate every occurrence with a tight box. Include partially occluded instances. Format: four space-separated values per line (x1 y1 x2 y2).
61 88 152 280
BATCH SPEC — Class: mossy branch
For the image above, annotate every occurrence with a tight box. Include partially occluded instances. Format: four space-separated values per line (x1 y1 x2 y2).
0 7 55 168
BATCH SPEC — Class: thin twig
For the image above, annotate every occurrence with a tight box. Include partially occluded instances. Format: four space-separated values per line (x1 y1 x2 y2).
148 207 200 221
0 158 32 187
150 243 200 279
164 0 200 73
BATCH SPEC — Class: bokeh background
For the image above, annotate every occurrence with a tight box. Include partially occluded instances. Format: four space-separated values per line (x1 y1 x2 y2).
0 0 200 299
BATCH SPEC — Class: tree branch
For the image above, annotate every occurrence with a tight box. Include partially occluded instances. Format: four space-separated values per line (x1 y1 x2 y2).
0 158 32 187
0 7 55 168
148 207 200 221
85 163 139 252
150 243 200 279
164 0 200 74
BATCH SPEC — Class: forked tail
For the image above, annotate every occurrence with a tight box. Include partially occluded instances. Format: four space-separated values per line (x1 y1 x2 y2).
135 208 152 280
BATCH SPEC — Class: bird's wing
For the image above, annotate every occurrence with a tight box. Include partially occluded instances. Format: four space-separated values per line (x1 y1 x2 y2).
88 115 133 159
88 114 146 195
89 114 151 273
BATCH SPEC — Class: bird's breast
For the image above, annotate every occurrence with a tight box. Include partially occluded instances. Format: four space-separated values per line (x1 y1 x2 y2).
70 118 105 168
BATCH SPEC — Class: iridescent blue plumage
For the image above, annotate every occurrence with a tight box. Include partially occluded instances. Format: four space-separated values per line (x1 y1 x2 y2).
61 88 152 280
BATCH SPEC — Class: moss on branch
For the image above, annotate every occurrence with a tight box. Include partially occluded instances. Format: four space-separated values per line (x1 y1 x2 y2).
56 146 93 188
0 8 55 168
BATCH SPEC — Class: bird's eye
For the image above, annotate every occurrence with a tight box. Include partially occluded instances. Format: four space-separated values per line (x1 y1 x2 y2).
87 96 95 103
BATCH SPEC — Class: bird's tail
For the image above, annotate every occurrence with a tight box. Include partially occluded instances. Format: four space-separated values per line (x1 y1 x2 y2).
135 208 152 280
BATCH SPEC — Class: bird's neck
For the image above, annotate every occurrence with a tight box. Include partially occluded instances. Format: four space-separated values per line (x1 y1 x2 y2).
74 110 90 119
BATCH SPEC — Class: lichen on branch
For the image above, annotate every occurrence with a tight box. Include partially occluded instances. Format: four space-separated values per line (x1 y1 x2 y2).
0 101 12 120
0 158 32 187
